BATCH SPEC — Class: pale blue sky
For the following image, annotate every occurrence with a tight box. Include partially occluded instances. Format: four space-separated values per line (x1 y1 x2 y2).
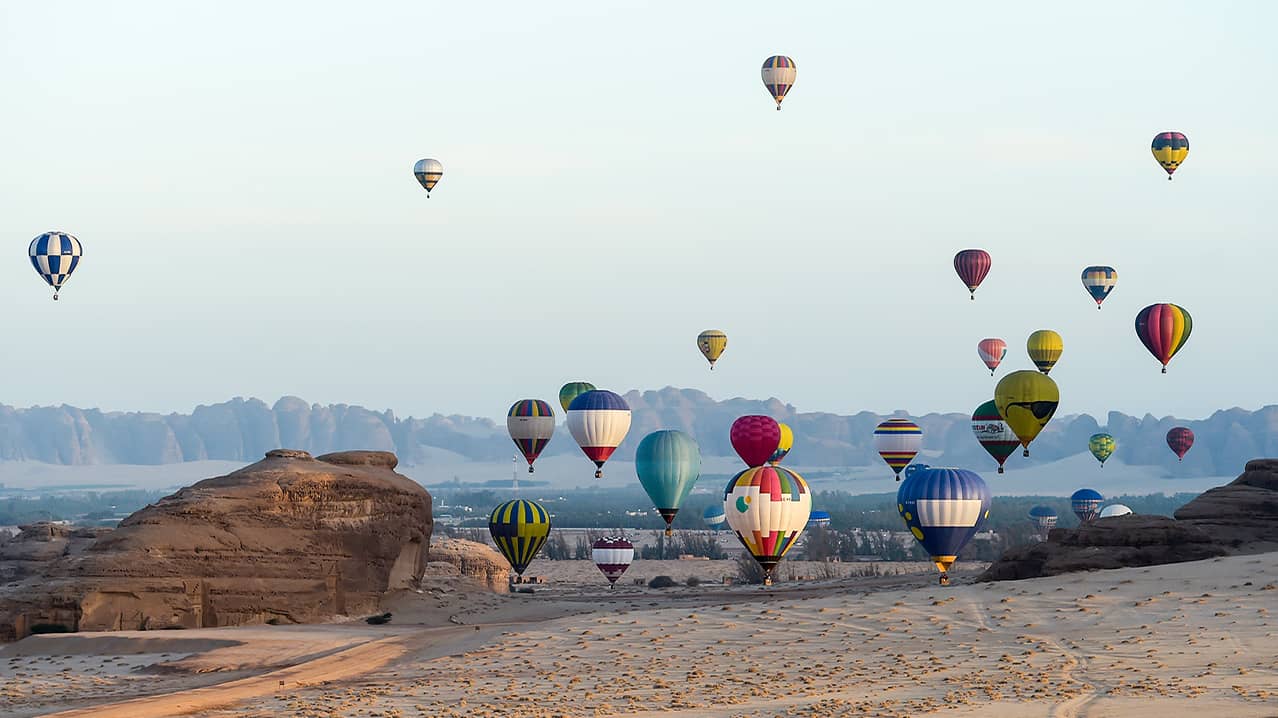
0 1 1273 421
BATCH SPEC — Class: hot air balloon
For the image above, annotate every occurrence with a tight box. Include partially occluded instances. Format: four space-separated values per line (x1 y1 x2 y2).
897 467 991 585
1136 303 1192 373
1151 132 1188 180
507 399 555 473
1081 266 1118 309
1026 330 1063 375
1088 433 1116 467
1028 506 1059 532
724 465 811 585
413 158 443 196
903 463 930 482
697 330 727 370
761 55 796 110
994 371 1060 457
703 504 726 530
971 400 1019 474
488 499 551 577
1166 426 1194 461
1099 504 1132 518
768 422 794 465
730 415 781 468
1071 489 1104 524
977 338 1007 376
591 536 634 587
567 390 632 478
29 231 82 301
635 430 702 536
874 418 922 481
953 249 991 300
807 510 831 528
558 381 596 413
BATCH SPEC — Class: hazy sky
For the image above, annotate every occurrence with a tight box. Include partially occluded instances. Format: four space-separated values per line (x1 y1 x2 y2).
1 2 1273 422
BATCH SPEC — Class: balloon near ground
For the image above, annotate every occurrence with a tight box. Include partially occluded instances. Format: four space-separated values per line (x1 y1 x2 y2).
994 370 1060 457
730 415 781 468
897 467 991 585
724 465 811 585
1088 433 1116 467
768 422 794 465
953 249 991 300
1100 504 1133 518
1026 330 1063 375
1071 488 1104 524
566 390 632 478
971 400 1018 474
1028 505 1059 532
506 399 555 473
412 158 443 196
703 504 726 530
29 231 82 301
977 338 1007 375
591 536 634 587
558 381 596 413
874 418 923 480
635 430 702 536
1166 426 1195 461
697 330 727 369
1135 303 1192 373
903 463 930 482
760 55 796 110
1151 131 1188 180
1081 266 1118 309
807 510 831 528
488 499 551 577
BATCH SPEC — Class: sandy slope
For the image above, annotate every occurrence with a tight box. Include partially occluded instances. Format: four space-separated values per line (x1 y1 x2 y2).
5 555 1277 717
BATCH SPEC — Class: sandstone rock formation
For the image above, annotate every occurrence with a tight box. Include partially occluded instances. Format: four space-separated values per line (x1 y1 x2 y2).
0 449 432 641
981 458 1278 582
422 537 511 594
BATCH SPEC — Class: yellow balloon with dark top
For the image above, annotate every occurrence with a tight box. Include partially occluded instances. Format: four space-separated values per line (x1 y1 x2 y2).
994 371 1060 457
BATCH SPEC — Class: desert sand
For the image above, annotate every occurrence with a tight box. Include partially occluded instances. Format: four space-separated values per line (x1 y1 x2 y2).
3 553 1276 717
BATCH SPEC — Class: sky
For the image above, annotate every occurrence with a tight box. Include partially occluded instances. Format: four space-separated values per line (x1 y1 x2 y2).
0 1 1274 423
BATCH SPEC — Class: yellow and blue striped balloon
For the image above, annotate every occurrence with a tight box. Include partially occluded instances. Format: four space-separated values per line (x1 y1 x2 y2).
488 499 552 576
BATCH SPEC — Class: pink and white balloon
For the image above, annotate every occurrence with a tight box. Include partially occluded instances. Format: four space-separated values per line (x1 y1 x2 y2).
591 536 634 587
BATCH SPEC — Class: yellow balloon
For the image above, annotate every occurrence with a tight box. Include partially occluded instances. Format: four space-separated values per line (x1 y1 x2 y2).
769 422 794 464
994 370 1060 457
1026 329 1063 375
697 329 727 369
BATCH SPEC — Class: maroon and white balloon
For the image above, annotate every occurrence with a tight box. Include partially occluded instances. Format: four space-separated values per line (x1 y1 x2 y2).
591 536 634 587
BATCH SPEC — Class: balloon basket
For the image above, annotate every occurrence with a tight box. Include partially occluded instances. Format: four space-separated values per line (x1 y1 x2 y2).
1023 449 1030 457
594 470 603 479
997 467 1004 474
938 574 950 586
528 466 534 473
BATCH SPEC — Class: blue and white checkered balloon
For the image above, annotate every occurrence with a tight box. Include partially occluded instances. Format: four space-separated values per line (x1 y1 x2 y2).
29 231 82 300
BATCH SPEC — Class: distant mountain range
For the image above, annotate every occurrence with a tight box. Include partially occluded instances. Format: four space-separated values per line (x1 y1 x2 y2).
1 388 1274 475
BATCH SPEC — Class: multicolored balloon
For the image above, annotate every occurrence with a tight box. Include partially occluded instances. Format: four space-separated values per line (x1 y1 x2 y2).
697 330 728 370
413 158 443 196
566 390 632 478
897 467 991 585
1135 303 1192 374
1166 426 1194 461
29 231 83 301
953 249 992 300
507 399 555 473
591 536 634 587
635 430 702 536
769 422 794 465
724 465 811 585
1099 504 1132 518
1071 488 1104 524
994 370 1060 457
488 499 551 577
971 400 1018 474
1026 330 1063 375
874 418 923 481
703 504 726 530
977 338 1007 376
761 55 796 110
558 381 596 413
1151 131 1188 180
730 415 781 468
1088 433 1116 467
1081 266 1118 309
1028 505 1058 532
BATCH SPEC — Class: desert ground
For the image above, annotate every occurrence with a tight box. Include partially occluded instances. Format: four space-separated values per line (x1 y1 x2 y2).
2 554 1276 717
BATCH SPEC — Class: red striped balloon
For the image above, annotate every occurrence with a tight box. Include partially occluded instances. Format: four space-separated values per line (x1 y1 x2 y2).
954 249 992 300
1166 427 1194 461
977 338 1007 376
730 415 781 468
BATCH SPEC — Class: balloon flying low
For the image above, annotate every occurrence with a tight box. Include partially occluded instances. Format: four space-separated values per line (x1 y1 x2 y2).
507 399 555 473
724 465 811 585
897 467 991 585
971 400 1018 474
558 382 596 413
874 418 923 480
729 415 781 468
768 422 793 465
1166 427 1194 461
994 371 1060 457
489 499 551 577
635 430 702 536
1099 504 1132 518
592 536 634 587
1071 489 1104 524
1028 505 1058 532
703 504 727 530
567 390 632 478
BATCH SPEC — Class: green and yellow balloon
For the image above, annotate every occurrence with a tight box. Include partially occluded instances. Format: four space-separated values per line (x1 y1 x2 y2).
1088 433 1115 467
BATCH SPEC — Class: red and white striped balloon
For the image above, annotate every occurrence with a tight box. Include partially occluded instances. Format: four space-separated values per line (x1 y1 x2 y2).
591 536 634 586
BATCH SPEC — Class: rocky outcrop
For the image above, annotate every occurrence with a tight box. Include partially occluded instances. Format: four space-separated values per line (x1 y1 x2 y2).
0 449 433 641
422 538 511 593
981 458 1278 581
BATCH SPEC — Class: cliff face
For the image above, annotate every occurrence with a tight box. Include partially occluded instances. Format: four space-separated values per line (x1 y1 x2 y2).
0 449 433 640
0 391 1274 473
980 459 1278 582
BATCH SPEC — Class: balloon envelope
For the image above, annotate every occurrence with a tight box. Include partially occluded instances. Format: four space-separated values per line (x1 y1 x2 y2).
703 504 727 529
903 463 930 482
558 382 596 413
953 249 992 299
897 467 991 575
1166 427 1194 461
1151 132 1188 179
1026 330 1064 375
1028 505 1058 531
1099 504 1132 518
807 510 831 527
724 466 811 578
1081 266 1118 308
592 536 634 585
488 499 551 576
761 55 796 109
977 338 1007 375
1088 433 1116 466
874 418 923 479
994 371 1060 456
971 400 1018 473
567 390 632 478
507 399 555 472
29 231 83 299
635 430 702 531
1135 303 1192 373
413 158 443 194
730 416 781 467
1071 489 1104 523
769 422 794 465
697 330 728 369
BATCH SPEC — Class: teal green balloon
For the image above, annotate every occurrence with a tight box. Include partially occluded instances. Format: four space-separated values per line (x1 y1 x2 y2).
635 430 702 533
